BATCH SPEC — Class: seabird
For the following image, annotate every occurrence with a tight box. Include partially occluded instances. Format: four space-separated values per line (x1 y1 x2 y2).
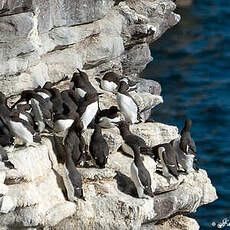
97 72 120 93
13 90 53 132
157 142 179 180
54 111 79 133
77 93 99 130
116 81 140 124
63 150 85 201
95 106 121 128
89 124 109 168
116 121 152 157
34 81 52 100
180 119 196 156
5 114 41 147
63 117 86 167
120 77 137 92
50 88 67 116
130 146 153 198
61 89 80 113
70 69 97 99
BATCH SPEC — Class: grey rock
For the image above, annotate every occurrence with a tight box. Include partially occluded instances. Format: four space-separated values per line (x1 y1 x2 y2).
136 78 162 96
122 43 153 76
0 12 34 42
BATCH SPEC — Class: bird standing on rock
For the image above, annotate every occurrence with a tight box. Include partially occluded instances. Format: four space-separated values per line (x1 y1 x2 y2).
116 81 139 124
63 116 86 167
157 142 179 180
63 149 85 202
70 69 97 99
95 106 121 129
130 146 154 198
5 114 41 147
77 93 99 130
116 121 152 157
97 72 120 93
89 124 109 168
171 119 199 173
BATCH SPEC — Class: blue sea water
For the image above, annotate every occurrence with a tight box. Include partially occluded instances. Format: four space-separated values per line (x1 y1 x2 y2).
142 0 230 229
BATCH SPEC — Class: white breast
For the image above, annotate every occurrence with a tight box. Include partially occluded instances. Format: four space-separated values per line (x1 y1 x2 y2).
37 92 50 99
130 161 145 198
54 119 74 132
101 80 118 93
173 138 195 173
98 116 120 128
9 120 33 145
117 93 138 124
19 113 29 122
75 88 86 98
80 101 98 130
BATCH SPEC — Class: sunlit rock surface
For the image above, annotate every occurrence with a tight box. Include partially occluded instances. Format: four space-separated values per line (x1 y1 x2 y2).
0 0 217 229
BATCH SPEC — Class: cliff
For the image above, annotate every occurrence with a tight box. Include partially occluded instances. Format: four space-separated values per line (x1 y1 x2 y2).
0 0 217 229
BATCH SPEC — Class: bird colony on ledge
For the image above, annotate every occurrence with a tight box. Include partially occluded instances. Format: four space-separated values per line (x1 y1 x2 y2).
0 69 198 202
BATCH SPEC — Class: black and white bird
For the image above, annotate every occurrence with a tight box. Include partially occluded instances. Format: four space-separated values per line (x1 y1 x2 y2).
116 121 152 157
120 77 137 92
54 111 79 133
171 119 198 173
77 93 99 130
97 72 137 93
116 81 140 124
13 90 53 132
156 142 179 180
70 69 97 99
5 114 41 147
130 146 154 198
95 106 121 128
34 81 52 100
98 72 120 93
50 88 67 116
63 117 86 167
63 150 85 202
61 89 80 113
180 119 196 156
89 124 109 168
11 104 34 127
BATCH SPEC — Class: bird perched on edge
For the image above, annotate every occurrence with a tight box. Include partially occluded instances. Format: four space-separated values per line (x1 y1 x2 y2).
70 69 97 99
130 145 154 198
89 124 109 168
4 113 41 147
63 115 86 167
154 141 179 180
171 119 199 173
116 120 152 157
116 81 140 124
77 93 99 130
63 150 85 202
95 106 121 129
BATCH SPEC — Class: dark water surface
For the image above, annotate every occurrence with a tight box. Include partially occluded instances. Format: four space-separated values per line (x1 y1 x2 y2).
142 0 230 229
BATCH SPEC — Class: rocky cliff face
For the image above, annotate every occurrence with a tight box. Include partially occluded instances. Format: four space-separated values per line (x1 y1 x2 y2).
0 0 217 230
